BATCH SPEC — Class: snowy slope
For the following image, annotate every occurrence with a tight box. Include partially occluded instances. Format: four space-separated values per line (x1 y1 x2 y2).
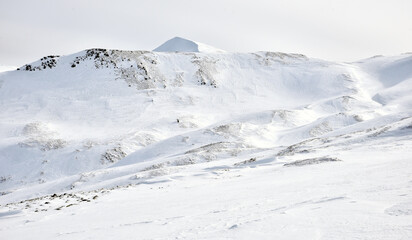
0 39 411 239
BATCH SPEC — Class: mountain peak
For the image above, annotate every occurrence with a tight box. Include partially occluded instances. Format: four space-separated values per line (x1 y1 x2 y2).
153 37 225 53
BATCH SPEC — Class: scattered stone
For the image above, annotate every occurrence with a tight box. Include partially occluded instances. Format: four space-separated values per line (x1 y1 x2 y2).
283 157 341 167
234 157 257 166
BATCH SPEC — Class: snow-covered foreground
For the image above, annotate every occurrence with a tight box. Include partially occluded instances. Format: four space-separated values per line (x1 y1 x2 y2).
0 38 411 239
2 142 412 239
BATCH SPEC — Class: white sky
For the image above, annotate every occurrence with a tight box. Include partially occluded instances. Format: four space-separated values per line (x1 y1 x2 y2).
1 0 411 66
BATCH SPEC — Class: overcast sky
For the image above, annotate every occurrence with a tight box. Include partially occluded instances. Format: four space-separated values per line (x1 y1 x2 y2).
1 0 411 66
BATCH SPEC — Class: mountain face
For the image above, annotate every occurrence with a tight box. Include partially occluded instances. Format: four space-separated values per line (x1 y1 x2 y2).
1 38 411 239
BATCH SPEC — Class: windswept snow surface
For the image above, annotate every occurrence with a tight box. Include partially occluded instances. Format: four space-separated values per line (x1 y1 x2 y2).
0 46 411 239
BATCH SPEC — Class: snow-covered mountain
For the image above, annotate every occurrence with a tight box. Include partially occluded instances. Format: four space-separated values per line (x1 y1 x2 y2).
1 38 411 239
153 36 225 53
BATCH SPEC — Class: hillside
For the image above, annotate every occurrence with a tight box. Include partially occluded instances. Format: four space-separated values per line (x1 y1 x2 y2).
0 38 411 239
